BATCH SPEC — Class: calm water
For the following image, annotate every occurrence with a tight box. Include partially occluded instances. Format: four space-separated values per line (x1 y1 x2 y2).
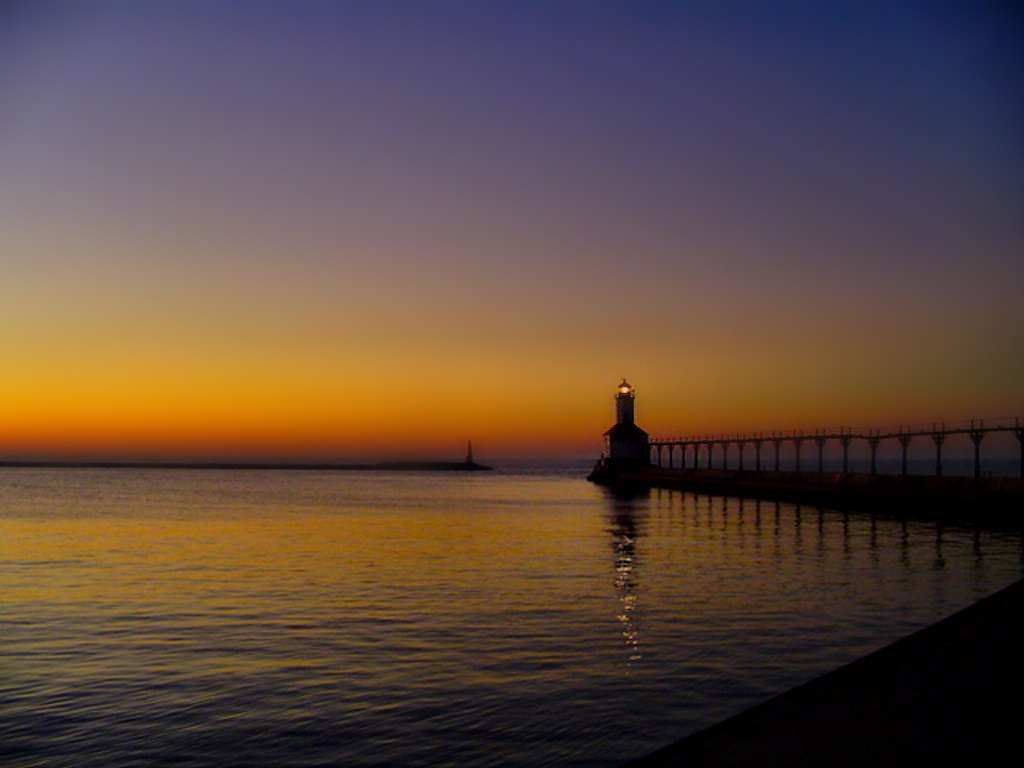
2 463 1022 767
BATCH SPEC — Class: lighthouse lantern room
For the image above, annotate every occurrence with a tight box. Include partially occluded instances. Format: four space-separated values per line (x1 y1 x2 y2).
603 379 650 466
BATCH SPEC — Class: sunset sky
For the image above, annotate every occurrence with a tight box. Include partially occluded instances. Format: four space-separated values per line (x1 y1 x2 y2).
2 1 1022 458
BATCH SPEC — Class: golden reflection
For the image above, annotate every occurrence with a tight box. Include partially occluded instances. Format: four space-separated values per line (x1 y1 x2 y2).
604 487 648 662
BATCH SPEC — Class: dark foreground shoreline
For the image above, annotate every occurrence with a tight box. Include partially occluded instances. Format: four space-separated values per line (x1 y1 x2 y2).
623 577 1024 767
0 460 493 472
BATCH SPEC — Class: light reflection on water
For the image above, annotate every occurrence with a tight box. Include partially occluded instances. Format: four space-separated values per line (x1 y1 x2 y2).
1 465 1021 767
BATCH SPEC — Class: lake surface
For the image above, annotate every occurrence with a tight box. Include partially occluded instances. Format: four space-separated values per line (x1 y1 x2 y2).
2 462 1022 767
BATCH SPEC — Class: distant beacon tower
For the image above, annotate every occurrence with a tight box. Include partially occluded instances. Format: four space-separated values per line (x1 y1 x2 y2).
604 379 650 466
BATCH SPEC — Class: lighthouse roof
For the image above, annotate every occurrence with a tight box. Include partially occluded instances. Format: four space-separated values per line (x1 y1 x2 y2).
603 422 649 440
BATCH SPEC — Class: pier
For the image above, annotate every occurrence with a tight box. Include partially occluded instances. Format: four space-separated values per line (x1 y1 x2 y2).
589 383 1024 516
650 417 1024 479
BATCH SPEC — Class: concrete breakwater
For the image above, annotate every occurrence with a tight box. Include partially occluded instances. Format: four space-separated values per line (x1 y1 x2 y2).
588 465 1024 521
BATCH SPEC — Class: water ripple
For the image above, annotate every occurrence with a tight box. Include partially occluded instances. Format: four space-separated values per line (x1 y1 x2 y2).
1 466 1021 766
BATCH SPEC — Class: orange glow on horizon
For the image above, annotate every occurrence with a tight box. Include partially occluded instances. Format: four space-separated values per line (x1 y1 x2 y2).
2 2 1022 460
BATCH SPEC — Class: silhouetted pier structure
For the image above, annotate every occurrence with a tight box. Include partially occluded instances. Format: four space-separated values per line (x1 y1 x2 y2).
589 383 1024 515
650 417 1024 479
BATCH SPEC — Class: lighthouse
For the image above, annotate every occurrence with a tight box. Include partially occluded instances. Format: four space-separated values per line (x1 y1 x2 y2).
603 379 650 467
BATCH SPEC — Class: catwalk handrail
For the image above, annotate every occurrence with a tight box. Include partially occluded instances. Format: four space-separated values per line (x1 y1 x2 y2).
647 417 1024 478
651 417 1022 446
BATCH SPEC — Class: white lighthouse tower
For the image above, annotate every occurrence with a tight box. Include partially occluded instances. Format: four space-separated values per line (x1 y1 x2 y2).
603 379 650 466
